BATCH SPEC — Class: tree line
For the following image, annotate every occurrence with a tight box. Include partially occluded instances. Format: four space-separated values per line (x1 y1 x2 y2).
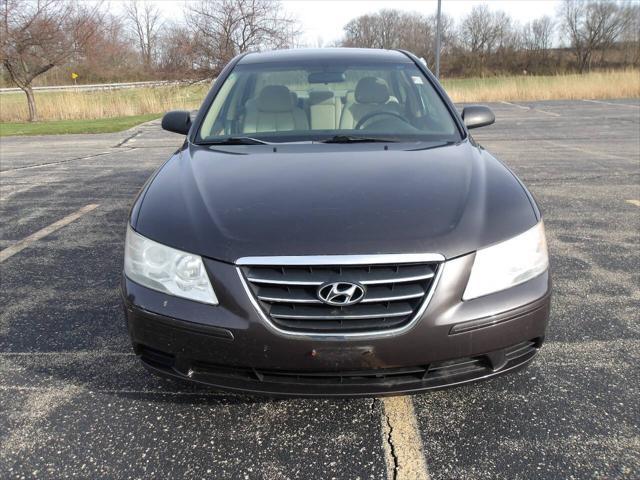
2 0 638 121
341 1 639 76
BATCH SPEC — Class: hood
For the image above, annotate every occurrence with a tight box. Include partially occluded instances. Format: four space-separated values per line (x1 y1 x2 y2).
133 141 538 263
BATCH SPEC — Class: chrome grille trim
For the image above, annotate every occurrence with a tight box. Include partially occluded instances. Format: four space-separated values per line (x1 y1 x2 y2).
246 272 434 286
271 309 414 320
256 284 426 304
237 253 445 266
361 291 425 303
245 264 436 287
271 308 413 320
247 277 323 286
236 254 444 338
257 295 322 304
361 272 434 285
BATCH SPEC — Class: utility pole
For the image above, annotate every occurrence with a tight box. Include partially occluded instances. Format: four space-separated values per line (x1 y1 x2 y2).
435 0 442 79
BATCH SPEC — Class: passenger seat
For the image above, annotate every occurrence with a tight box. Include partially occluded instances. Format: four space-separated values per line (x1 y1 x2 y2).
242 85 309 133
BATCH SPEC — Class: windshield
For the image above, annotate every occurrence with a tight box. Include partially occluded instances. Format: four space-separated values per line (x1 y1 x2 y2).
197 60 461 144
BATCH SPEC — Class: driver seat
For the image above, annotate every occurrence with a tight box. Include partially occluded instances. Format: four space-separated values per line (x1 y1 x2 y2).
339 77 401 129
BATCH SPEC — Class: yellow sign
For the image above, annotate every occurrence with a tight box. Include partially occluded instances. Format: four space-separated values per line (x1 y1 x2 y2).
71 72 79 79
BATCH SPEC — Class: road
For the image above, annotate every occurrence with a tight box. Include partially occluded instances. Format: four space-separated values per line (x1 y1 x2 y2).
1 99 639 479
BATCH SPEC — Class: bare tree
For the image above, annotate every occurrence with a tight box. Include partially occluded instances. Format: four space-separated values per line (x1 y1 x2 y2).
460 5 512 56
342 11 433 50
124 0 163 69
79 13 140 83
560 0 630 72
457 5 516 73
521 16 555 71
342 14 381 48
186 0 300 76
523 16 555 53
619 2 640 65
158 23 204 77
377 9 404 49
1 0 102 121
341 9 458 71
428 12 455 54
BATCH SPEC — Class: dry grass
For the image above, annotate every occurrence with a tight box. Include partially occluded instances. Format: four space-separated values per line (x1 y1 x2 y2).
442 69 640 103
1 70 638 123
0 84 208 122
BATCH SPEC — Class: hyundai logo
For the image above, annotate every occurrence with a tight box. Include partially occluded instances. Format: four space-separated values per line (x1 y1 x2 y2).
317 281 366 306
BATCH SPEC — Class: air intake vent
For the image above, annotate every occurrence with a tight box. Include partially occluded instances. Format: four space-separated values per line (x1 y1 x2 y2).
240 260 440 334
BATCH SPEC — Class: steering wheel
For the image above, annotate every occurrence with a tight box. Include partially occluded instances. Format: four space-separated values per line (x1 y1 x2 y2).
354 111 410 130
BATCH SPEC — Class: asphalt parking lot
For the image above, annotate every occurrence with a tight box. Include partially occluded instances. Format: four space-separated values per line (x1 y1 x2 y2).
1 99 639 479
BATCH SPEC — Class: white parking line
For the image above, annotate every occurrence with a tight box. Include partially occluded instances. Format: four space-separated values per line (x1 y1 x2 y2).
381 396 430 479
500 100 529 110
582 99 640 109
532 108 560 117
0 204 99 262
626 200 640 207
500 100 560 116
543 140 630 161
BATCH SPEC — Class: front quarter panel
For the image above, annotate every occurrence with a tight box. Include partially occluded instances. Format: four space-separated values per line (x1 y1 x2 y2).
475 147 540 246
129 145 185 230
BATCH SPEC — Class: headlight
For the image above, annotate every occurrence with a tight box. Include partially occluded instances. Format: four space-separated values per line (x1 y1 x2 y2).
124 225 218 305
463 221 548 300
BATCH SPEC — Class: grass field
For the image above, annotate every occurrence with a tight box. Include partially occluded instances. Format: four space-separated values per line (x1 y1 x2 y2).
441 69 640 103
0 70 638 130
0 84 208 123
0 114 160 136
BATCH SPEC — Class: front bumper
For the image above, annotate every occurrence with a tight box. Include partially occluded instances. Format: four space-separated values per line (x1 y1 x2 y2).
122 253 551 397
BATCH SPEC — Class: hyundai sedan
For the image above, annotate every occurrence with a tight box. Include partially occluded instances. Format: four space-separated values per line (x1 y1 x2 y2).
122 48 550 396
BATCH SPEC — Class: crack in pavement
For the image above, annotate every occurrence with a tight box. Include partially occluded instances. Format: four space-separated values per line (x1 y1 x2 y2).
384 409 400 480
381 396 430 480
528 172 640 184
0 145 141 174
114 130 141 148
1 151 114 173
1 123 155 174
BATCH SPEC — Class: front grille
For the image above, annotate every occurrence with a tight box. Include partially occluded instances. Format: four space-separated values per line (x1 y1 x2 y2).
241 261 440 334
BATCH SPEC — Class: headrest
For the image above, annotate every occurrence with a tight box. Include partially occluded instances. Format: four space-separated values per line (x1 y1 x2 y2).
257 85 293 113
355 77 390 104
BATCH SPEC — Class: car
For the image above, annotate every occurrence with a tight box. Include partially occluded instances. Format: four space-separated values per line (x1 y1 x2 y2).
121 48 550 396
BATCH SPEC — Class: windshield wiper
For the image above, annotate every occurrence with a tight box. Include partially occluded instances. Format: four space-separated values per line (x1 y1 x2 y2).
405 140 458 151
200 136 271 145
318 135 399 144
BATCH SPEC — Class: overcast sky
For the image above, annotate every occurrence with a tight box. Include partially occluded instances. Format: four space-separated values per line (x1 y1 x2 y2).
283 1 562 47
112 0 563 47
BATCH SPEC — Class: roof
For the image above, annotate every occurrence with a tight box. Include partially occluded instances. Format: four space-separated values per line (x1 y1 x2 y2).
238 48 412 65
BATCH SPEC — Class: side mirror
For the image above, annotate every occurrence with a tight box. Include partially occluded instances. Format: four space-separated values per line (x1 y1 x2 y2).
161 110 192 135
461 105 495 130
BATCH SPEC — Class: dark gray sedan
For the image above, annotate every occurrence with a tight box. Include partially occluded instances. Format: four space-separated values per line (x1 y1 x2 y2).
121 48 550 396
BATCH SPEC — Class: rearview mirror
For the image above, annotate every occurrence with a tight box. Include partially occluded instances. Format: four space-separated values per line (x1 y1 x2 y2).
308 71 346 83
161 110 192 135
461 105 495 130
